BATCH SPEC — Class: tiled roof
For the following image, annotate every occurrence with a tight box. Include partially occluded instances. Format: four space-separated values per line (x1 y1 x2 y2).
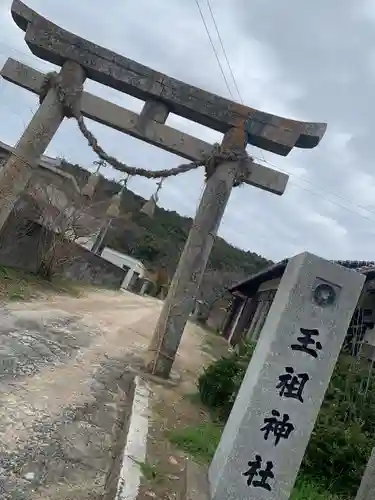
276 259 375 273
230 258 375 294
335 260 375 272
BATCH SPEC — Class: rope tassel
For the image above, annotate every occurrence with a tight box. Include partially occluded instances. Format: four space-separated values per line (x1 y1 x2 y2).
106 175 130 218
81 160 106 198
81 172 100 198
141 195 157 218
141 179 164 218
106 192 122 218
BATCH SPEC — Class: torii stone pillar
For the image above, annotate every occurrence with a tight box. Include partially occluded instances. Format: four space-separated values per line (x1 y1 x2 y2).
3 0 327 381
0 60 85 232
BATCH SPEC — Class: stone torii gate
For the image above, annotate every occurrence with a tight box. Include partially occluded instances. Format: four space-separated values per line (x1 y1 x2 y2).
0 0 327 378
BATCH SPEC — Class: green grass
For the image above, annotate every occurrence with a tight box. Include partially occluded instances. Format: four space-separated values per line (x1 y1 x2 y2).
167 422 222 465
182 392 203 405
0 265 82 301
291 478 349 500
130 458 162 483
168 422 350 499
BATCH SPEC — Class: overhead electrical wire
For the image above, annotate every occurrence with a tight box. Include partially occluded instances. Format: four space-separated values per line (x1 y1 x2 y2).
194 1 268 162
253 154 375 219
192 4 375 223
0 38 375 228
194 0 235 100
204 0 243 104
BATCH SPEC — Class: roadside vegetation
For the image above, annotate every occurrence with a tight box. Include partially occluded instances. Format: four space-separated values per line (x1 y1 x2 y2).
166 339 373 499
0 264 82 301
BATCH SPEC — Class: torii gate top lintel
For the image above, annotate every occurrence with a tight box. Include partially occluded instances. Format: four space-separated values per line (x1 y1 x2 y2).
11 0 327 157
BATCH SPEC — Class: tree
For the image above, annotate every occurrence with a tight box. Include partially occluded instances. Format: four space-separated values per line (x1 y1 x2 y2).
25 182 104 280
193 269 245 324
59 159 272 280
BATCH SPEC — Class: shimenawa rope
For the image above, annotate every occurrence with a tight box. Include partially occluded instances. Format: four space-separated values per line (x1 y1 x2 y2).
39 71 250 184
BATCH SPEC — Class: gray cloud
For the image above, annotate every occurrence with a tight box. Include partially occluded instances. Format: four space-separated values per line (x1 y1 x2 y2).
0 0 374 263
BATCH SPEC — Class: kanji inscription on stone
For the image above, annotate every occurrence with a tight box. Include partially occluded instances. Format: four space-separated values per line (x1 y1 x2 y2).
260 410 295 446
243 455 274 491
209 252 365 500
276 367 309 403
291 328 322 358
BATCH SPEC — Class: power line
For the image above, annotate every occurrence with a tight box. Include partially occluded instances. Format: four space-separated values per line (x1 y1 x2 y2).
194 0 235 100
0 39 51 68
253 154 375 219
2 85 375 227
195 0 268 163
1 39 374 228
204 0 243 104
287 180 375 225
195 3 271 166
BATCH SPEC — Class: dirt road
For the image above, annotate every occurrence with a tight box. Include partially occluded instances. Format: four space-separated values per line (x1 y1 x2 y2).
0 289 210 499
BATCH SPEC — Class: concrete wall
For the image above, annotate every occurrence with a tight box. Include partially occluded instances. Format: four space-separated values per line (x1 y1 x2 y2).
0 141 63 171
0 213 126 289
0 211 42 272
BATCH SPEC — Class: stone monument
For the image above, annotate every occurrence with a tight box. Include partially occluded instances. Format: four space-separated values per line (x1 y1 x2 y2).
209 252 365 500
355 447 375 500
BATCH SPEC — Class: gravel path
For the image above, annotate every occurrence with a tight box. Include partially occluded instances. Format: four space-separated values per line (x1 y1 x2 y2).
0 290 162 499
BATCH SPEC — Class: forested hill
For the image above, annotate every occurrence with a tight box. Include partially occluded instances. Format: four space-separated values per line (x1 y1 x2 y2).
61 160 271 283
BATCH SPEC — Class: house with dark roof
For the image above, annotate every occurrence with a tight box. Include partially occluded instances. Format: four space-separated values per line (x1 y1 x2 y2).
221 258 375 358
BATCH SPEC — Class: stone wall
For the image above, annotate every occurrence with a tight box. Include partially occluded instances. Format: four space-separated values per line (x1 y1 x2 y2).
0 212 126 289
207 305 228 332
0 144 106 239
0 211 42 272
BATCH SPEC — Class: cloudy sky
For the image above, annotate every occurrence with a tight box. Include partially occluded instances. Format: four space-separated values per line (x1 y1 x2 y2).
0 0 375 263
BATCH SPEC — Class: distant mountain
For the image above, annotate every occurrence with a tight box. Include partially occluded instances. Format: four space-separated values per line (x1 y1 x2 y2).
60 160 271 293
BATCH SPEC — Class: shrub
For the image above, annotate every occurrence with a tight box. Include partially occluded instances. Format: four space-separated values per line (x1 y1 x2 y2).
198 342 255 419
198 356 241 418
302 353 375 494
198 342 375 496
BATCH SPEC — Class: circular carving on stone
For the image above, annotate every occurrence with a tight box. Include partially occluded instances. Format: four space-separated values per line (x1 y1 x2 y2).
313 283 336 307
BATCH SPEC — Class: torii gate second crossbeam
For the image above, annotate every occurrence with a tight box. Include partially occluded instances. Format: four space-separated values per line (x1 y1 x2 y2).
0 0 327 379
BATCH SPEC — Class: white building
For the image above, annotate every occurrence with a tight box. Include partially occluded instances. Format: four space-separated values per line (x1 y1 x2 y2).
77 229 147 291
100 247 146 289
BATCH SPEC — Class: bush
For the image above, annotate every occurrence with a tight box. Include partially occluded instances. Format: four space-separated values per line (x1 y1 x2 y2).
291 477 344 500
198 342 255 419
198 342 375 496
302 353 375 494
198 357 241 418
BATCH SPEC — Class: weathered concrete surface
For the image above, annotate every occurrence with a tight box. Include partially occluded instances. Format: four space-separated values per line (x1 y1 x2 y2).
209 253 365 500
146 150 241 378
103 376 150 500
0 290 161 500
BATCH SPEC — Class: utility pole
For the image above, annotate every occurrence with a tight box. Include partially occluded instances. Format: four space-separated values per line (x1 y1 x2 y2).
0 60 85 232
91 219 111 255
145 128 247 378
